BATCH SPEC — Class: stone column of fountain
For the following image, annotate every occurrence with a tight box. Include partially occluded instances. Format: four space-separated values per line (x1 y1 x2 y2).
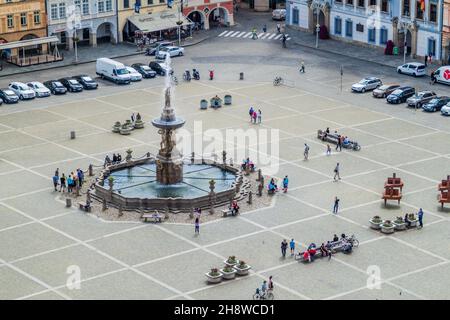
151 55 186 185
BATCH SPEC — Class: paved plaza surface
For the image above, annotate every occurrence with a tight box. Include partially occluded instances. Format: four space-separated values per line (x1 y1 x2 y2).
1 24 450 300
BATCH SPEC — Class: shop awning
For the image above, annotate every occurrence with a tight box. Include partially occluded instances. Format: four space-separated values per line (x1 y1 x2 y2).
0 36 60 50
127 10 192 33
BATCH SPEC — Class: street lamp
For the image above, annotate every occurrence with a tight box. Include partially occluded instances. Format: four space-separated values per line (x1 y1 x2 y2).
176 0 184 46
397 20 413 64
311 0 327 49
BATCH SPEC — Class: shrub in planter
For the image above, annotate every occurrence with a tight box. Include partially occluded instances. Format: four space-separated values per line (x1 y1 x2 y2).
220 265 237 280
393 216 406 231
224 255 237 267
369 215 382 229
381 220 395 234
233 260 251 276
407 213 418 227
205 267 222 284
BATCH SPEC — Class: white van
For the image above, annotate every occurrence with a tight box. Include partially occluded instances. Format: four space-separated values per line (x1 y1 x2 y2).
431 66 450 85
96 58 131 84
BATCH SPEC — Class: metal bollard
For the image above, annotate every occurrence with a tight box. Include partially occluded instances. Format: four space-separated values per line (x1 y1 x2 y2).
240 72 244 80
70 131 76 139
66 198 72 207
88 164 93 176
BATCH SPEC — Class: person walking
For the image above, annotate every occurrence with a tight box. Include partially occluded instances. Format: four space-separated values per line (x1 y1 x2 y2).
424 55 428 67
276 23 281 33
60 173 66 192
77 169 84 187
326 144 331 156
263 24 267 33
131 113 136 124
289 238 295 256
418 208 424 228
252 110 257 124
249 106 254 122
300 61 305 73
335 134 342 151
281 239 288 258
304 143 310 160
194 217 200 235
333 162 341 181
252 27 258 40
52 172 59 191
257 109 262 124
282 175 289 193
333 196 340 214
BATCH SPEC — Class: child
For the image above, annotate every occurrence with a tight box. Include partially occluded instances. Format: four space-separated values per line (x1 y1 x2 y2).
326 144 331 156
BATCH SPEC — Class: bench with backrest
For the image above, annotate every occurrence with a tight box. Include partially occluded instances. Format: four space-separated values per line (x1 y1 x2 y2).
382 187 402 205
222 207 239 217
317 130 339 144
142 213 163 223
439 176 450 191
439 191 450 208
384 174 404 191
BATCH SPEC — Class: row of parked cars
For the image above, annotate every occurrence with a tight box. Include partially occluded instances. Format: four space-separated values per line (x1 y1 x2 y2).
0 75 99 105
351 76 450 115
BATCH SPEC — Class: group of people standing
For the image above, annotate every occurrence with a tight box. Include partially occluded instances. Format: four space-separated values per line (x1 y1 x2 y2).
267 176 289 193
104 153 123 168
52 168 84 193
248 106 262 124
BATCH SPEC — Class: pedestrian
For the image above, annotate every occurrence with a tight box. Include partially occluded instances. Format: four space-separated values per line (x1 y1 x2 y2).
77 169 84 187
333 162 341 181
249 106 254 122
117 153 122 162
333 196 340 214
60 173 66 192
67 174 73 193
263 24 267 33
424 55 428 67
131 113 136 123
300 61 305 73
252 110 257 124
55 168 59 177
252 27 258 40
112 153 118 164
276 23 281 33
104 155 111 168
281 239 288 258
326 144 331 156
282 175 289 193
336 135 342 151
418 208 424 228
289 238 295 256
428 53 432 65
52 172 59 191
257 109 262 124
194 217 200 235
304 143 310 160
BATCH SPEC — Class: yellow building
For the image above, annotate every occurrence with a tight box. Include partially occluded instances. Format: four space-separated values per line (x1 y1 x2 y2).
118 0 177 42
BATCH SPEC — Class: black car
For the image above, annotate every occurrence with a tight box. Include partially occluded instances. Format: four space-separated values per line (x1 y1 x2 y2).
0 88 19 103
386 86 415 104
422 96 450 112
44 80 67 95
73 75 98 89
149 61 173 76
58 78 84 92
131 63 157 78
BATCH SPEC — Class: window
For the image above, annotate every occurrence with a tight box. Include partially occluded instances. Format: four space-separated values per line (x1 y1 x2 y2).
34 11 41 25
428 38 436 57
159 0 165 3
416 1 424 19
368 28 376 43
147 0 153 4
98 0 105 12
59 3 66 19
429 2 437 22
20 13 27 26
356 23 364 32
335 17 342 35
381 0 388 12
357 0 364 7
335 0 342 2
380 28 388 44
82 0 89 15
106 0 112 11
403 0 410 16
292 8 299 24
345 20 353 37
124 0 129 8
346 0 353 5
7 14 13 28
51 4 58 19
75 0 81 9
369 0 377 5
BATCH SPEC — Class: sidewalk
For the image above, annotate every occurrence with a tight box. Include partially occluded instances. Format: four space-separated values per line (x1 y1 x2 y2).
287 27 441 70
0 30 212 78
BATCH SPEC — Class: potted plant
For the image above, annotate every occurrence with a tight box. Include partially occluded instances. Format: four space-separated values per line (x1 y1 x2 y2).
224 256 238 267
380 220 395 234
220 265 237 280
407 213 418 227
112 121 121 133
369 215 382 229
233 260 251 276
393 216 406 231
205 267 222 284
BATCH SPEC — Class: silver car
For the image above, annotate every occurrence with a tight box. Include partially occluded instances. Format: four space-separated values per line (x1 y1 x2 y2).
351 77 382 93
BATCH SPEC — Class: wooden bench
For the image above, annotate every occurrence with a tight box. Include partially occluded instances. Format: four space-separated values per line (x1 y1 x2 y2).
438 178 450 191
317 130 340 144
439 191 450 208
385 177 404 191
382 188 402 205
78 202 92 213
222 208 239 217
142 213 163 223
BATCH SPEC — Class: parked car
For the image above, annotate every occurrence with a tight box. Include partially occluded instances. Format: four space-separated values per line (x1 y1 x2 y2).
131 63 157 78
58 78 84 92
386 86 415 104
44 80 67 95
397 62 426 77
406 91 436 108
96 57 131 84
125 66 143 81
372 84 400 98
0 98 2 106
26 81 51 98
272 9 286 20
422 96 450 112
440 102 450 116
73 75 98 89
0 89 19 103
8 82 36 100
149 60 173 76
351 77 382 93
145 41 173 56
431 66 450 85
155 46 184 59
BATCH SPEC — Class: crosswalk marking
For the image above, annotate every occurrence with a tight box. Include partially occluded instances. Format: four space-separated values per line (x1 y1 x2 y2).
217 31 292 42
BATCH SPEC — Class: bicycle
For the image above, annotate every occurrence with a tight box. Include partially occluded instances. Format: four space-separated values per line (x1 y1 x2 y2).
347 234 359 247
273 76 283 86
253 288 274 300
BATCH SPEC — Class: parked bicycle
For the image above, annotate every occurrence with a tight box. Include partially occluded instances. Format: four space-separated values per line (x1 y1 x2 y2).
253 288 274 300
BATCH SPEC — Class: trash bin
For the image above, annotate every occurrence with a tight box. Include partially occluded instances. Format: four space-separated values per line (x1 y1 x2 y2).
393 46 399 56
70 131 76 139
66 198 72 207
239 72 244 80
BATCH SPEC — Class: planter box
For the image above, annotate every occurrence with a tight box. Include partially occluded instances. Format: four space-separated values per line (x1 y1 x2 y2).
134 120 144 129
381 224 395 234
205 272 223 284
120 127 132 135
369 219 382 230
408 219 418 228
393 221 406 230
223 259 237 267
112 124 121 133
233 264 251 276
220 268 237 280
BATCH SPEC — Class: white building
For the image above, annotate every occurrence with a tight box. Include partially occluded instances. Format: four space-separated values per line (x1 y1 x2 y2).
47 0 118 50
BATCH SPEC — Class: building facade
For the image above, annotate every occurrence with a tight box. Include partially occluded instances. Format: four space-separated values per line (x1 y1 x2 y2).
183 0 234 30
443 0 450 62
47 0 118 50
0 0 47 44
